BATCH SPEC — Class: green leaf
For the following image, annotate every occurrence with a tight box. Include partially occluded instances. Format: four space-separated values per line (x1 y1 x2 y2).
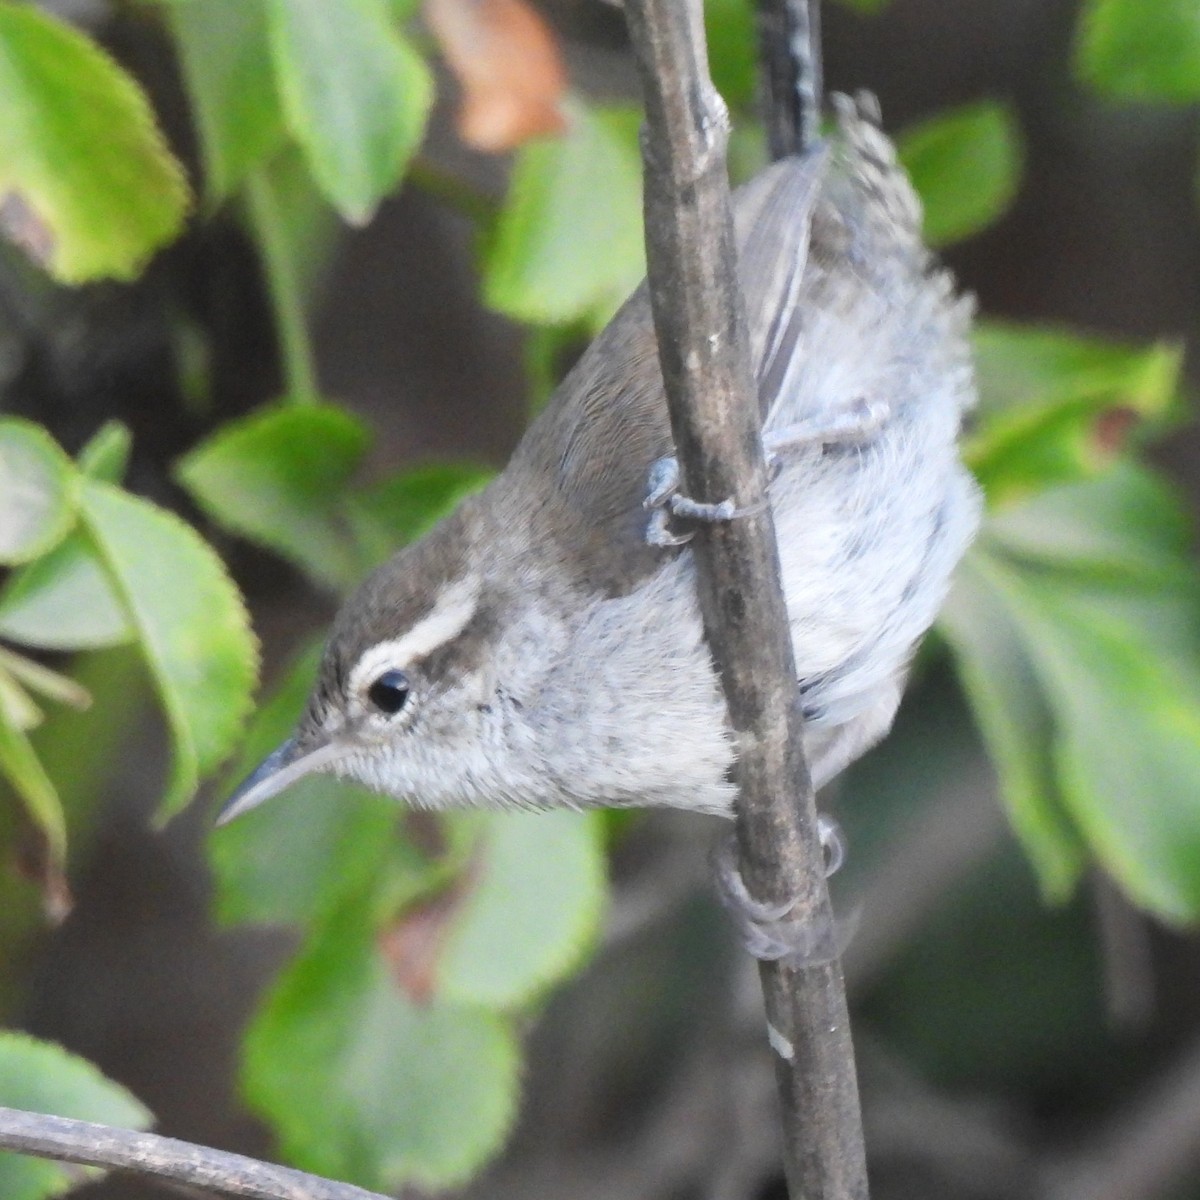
0 533 132 652
266 0 432 223
0 1032 152 1200
244 893 520 1190
1075 0 1200 101
948 460 1200 906
994 567 1200 922
0 4 189 282
898 100 1022 247
439 810 605 1008
79 480 258 820
705 0 756 108
177 403 371 590
0 420 78 565
985 462 1192 580
484 102 645 328
165 0 285 201
941 554 1086 899
968 322 1182 500
972 322 1182 422
211 641 405 928
348 464 493 569
77 421 132 483
0 712 66 865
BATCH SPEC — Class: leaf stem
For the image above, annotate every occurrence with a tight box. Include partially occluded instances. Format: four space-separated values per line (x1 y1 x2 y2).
244 167 320 405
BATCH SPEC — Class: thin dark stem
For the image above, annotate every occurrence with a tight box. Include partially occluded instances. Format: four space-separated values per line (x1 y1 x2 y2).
0 1107 390 1200
620 1 868 1197
756 0 823 157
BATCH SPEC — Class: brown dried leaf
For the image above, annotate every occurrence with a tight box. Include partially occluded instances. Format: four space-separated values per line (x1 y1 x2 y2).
424 0 568 152
12 827 73 924
0 193 56 270
378 874 472 1005
1093 406 1139 456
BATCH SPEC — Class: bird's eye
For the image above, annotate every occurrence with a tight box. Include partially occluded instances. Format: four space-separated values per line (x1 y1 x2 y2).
367 669 411 716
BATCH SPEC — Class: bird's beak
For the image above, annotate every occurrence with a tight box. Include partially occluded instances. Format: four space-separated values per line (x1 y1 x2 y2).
216 735 348 826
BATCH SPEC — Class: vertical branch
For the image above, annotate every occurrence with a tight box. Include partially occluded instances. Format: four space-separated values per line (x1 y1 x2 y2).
621 1 868 1197
755 0 823 157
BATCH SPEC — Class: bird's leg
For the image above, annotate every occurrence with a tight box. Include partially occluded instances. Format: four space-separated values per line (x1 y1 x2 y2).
712 815 848 965
762 396 892 479
644 397 891 546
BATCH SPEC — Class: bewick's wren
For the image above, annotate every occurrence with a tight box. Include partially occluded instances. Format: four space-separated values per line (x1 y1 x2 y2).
220 95 980 827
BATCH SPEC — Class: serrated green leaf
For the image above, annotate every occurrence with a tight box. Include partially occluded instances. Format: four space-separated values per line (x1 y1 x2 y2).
0 532 132 652
942 554 1086 900
0 420 77 565
165 0 285 201
211 641 404 928
484 101 645 328
267 0 432 223
0 4 189 282
0 715 66 874
79 480 258 820
0 1031 152 1200
899 100 1022 247
244 893 520 1190
77 421 132 483
1075 0 1200 101
439 810 605 1008
348 464 493 569
177 403 371 590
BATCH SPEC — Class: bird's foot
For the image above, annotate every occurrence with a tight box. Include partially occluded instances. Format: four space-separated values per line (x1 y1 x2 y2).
644 398 890 547
643 456 739 546
712 816 850 965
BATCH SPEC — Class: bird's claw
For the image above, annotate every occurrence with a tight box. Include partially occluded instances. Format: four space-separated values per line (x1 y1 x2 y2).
643 455 738 546
646 506 694 547
712 817 849 966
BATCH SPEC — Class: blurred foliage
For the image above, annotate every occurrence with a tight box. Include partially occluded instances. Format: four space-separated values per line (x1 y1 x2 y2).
897 101 1023 248
0 1032 151 1198
0 0 1197 1194
1075 0 1200 102
0 4 189 282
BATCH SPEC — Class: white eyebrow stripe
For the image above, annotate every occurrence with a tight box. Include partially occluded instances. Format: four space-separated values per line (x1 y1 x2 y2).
348 578 479 695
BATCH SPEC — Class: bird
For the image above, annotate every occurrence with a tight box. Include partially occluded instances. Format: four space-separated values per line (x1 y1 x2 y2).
219 93 980 828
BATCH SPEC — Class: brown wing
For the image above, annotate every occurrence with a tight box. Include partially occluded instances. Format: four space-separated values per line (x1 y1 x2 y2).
491 151 829 593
